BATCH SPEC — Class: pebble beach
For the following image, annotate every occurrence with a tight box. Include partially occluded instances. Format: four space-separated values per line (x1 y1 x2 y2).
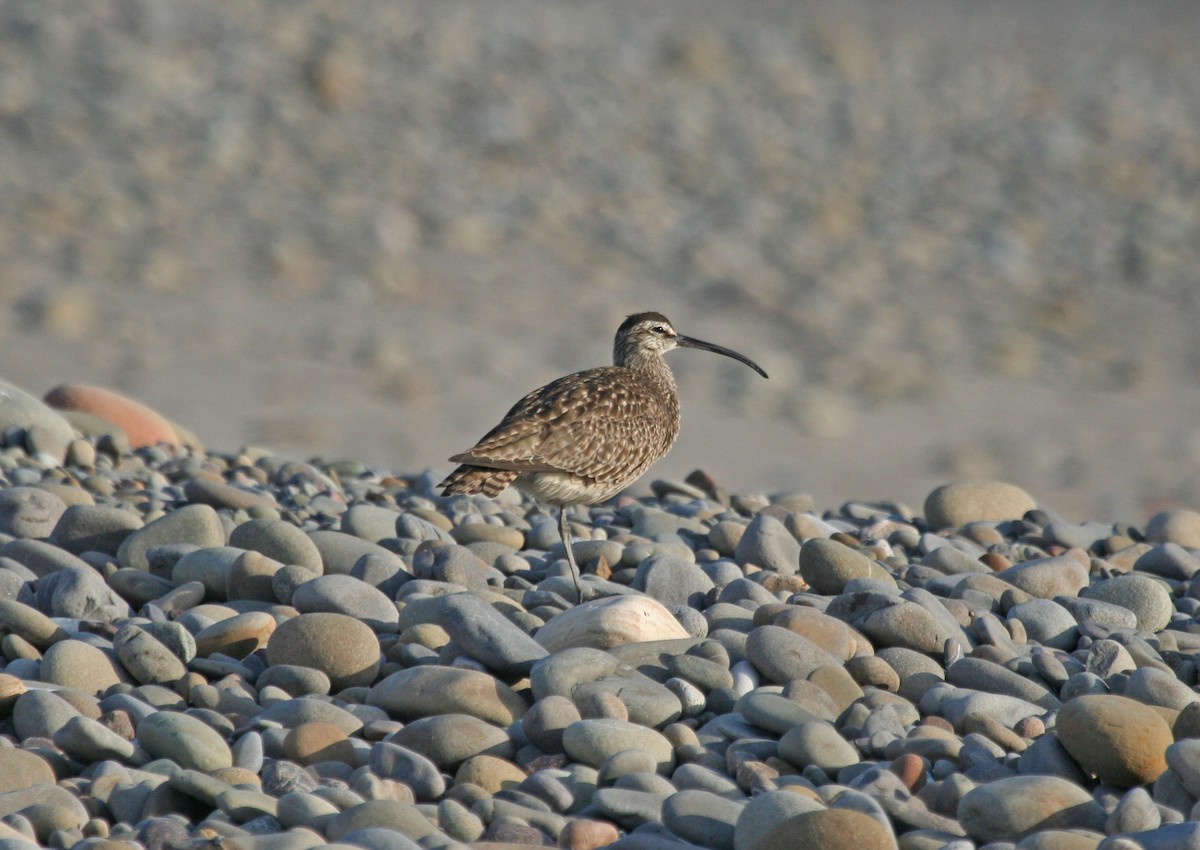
0 379 1197 850
4 2 1200 849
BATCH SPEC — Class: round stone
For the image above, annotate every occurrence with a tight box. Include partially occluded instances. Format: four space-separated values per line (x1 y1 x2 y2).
323 799 442 843
420 591 548 676
113 624 188 684
534 595 691 652
779 721 861 773
0 378 75 461
632 553 716 610
369 741 446 800
799 538 894 594
1056 695 1172 787
13 689 84 740
996 555 1090 599
572 674 681 727
662 789 745 850
0 487 67 539
734 513 801 574
229 518 323 573
193 610 277 659
387 713 512 770
283 721 356 766
49 504 143 556
117 504 225 572
342 504 403 543
137 710 233 771
449 522 525 550
256 665 331 698
171 546 244 601
40 639 123 695
924 481 1037 529
773 606 858 660
183 477 277 511
957 775 1105 842
53 714 137 762
266 612 381 691
38 563 129 620
560 819 620 850
744 625 846 685
454 754 526 793
1124 667 1199 712
257 696 363 736
1006 598 1079 651
292 574 399 625
1082 573 1173 633
750 808 896 850
522 694 582 753
1145 509 1200 548
0 599 69 649
0 748 55 794
1 537 92 578
561 718 674 773
734 789 825 850
226 550 285 601
310 529 406 576
368 665 528 726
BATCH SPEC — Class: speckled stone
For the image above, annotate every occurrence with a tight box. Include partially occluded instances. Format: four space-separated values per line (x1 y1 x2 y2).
266 612 381 691
1056 695 1172 787
749 808 897 850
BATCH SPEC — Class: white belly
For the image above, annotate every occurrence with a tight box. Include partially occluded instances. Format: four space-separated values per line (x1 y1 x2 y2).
514 471 627 507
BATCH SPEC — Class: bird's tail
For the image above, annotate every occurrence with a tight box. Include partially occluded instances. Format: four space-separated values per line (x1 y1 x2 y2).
438 465 519 498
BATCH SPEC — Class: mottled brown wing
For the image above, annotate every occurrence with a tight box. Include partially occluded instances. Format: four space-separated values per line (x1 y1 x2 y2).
449 366 674 484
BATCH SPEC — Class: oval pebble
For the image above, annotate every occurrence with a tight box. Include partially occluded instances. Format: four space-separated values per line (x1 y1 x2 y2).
117 504 225 572
266 612 381 691
230 518 324 573
1056 695 1172 787
1145 509 1200 548
749 808 897 850
1082 573 1173 633
0 487 67 539
925 481 1037 529
292 574 399 625
44 383 179 448
958 774 1105 842
39 639 123 695
562 718 674 773
662 789 744 850
387 713 512 769
137 710 233 771
368 665 528 726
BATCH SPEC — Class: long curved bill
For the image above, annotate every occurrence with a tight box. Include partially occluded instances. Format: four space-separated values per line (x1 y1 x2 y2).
676 335 769 378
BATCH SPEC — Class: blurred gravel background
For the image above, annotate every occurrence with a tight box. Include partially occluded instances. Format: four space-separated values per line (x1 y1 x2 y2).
2 0 1199 521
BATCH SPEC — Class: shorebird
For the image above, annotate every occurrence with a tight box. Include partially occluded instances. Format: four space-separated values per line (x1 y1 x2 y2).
439 311 768 602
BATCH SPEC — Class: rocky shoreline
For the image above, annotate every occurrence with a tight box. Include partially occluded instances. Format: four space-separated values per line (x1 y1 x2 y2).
0 378 1198 850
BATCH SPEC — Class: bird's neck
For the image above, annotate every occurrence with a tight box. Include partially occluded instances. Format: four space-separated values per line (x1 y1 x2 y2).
615 348 670 378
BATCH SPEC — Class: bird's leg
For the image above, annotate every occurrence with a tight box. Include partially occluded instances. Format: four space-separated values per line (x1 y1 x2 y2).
559 505 583 604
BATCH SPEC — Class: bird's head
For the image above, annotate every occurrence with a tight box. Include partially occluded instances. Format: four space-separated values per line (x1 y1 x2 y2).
614 311 768 378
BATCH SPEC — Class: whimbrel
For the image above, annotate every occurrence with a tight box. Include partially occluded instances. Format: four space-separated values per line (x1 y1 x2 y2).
439 311 768 601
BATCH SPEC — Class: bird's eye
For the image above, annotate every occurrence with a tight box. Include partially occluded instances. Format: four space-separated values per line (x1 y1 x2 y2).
652 325 668 335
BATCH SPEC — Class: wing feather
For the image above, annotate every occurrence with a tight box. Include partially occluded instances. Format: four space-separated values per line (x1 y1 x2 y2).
448 366 677 484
